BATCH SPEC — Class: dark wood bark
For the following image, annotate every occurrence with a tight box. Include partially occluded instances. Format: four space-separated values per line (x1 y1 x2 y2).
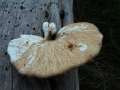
0 0 79 90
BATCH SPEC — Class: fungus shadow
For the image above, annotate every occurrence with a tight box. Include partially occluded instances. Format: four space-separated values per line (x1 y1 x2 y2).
10 59 79 90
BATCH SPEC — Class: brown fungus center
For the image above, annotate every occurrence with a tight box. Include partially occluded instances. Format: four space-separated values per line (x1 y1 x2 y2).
45 28 58 41
46 32 57 40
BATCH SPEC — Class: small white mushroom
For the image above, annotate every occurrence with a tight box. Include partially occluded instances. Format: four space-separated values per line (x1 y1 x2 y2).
42 22 49 39
42 22 57 40
7 22 103 78
49 22 57 34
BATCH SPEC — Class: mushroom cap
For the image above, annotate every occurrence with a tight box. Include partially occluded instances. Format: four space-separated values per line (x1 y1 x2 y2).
7 22 103 77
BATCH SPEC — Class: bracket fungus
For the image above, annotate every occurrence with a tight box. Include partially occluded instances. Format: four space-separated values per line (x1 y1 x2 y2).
7 22 103 77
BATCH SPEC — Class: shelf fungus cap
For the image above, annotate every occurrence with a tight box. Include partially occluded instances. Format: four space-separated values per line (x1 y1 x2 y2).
7 22 103 78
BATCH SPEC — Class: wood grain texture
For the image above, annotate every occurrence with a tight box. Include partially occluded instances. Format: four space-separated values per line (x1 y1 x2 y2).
48 0 79 90
0 0 79 90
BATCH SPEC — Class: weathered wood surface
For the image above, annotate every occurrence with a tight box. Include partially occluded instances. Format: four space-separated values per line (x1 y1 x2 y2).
0 0 79 90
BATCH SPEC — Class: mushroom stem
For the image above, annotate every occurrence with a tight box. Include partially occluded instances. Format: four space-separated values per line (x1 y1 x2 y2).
46 28 53 40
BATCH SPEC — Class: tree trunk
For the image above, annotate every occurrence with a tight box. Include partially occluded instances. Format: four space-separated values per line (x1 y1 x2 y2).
0 0 79 90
